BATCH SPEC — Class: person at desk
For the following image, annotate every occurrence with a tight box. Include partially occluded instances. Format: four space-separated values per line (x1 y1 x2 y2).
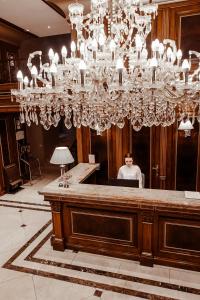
117 153 142 188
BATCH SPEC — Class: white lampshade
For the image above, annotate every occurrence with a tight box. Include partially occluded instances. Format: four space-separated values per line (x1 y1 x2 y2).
178 119 194 130
50 147 74 165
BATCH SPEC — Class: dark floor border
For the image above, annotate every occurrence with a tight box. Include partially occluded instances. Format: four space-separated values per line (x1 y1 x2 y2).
3 220 200 300
2 219 178 300
0 199 49 207
26 230 200 296
0 203 50 212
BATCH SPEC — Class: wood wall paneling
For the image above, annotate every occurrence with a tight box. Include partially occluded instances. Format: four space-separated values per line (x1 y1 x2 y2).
132 126 150 188
176 120 199 191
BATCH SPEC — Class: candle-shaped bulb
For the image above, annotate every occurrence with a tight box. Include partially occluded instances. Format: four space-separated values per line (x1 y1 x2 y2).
151 39 159 52
50 63 57 74
92 39 98 51
79 60 87 71
53 52 59 64
150 57 158 68
135 34 143 51
23 76 29 86
109 39 116 52
141 48 148 59
116 58 124 86
80 42 85 56
61 46 67 58
48 48 54 60
31 66 38 76
17 70 23 81
79 60 87 87
150 58 158 83
98 34 105 47
31 66 38 88
167 47 173 59
151 40 156 52
50 64 57 87
182 59 190 84
116 58 124 70
71 41 76 53
182 59 190 71
154 39 160 50
170 53 176 64
176 49 182 60
159 43 164 55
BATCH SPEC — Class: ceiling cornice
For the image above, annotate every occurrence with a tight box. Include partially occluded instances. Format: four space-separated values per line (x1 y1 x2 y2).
41 0 66 18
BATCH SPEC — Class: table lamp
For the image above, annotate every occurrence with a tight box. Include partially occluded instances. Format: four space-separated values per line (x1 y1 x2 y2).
50 147 74 184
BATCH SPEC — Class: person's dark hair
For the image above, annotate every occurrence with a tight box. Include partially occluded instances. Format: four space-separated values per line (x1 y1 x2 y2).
124 153 133 159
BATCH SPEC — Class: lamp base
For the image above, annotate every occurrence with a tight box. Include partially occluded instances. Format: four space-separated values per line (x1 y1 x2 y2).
58 182 69 188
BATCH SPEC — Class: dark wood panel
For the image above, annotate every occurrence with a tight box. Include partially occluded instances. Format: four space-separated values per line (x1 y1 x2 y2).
165 223 200 252
181 14 200 58
157 215 200 268
71 210 133 242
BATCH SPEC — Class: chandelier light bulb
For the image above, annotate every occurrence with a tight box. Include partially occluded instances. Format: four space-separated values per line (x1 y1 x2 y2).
182 59 190 71
53 53 59 64
135 34 143 51
98 34 105 46
116 58 124 70
17 70 23 81
79 60 86 87
61 46 67 58
79 60 87 71
71 41 76 52
177 49 182 60
150 57 158 68
154 39 160 51
91 39 98 51
109 39 116 52
23 76 29 85
159 43 164 55
141 48 148 59
167 47 173 59
50 63 57 74
151 39 159 52
170 53 176 63
48 48 54 60
80 42 85 55
31 66 38 76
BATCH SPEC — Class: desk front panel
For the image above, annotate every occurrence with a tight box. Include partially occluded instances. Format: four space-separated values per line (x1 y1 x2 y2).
62 205 139 260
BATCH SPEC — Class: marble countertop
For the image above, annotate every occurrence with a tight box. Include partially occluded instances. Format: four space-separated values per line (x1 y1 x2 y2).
39 164 200 210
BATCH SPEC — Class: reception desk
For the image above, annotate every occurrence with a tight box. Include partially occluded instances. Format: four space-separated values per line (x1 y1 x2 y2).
39 163 200 271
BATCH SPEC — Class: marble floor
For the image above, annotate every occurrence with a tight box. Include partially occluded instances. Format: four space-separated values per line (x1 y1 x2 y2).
0 176 200 300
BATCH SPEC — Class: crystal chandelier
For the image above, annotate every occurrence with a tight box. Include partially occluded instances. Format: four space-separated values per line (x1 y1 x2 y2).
11 0 200 133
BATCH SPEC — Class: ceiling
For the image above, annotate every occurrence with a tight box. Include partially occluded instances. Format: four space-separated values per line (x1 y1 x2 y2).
0 0 186 37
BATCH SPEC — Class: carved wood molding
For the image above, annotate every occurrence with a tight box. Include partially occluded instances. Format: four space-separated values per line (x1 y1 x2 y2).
140 212 154 223
50 201 62 212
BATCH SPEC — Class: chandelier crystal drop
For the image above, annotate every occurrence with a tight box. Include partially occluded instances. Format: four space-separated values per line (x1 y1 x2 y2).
12 0 200 132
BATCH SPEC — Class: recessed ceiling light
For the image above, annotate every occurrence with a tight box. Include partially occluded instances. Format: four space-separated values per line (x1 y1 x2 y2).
48 25 51 29
26 29 30 32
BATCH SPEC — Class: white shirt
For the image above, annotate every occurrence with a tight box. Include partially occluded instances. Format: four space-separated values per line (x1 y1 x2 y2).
117 165 142 188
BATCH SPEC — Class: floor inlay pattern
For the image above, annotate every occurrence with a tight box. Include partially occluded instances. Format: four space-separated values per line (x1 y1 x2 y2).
2 206 200 300
0 200 50 212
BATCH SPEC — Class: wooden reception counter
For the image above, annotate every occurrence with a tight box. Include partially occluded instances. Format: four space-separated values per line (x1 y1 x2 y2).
39 163 200 271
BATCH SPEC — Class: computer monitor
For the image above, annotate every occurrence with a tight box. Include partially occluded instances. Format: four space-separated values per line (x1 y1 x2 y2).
108 178 139 188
